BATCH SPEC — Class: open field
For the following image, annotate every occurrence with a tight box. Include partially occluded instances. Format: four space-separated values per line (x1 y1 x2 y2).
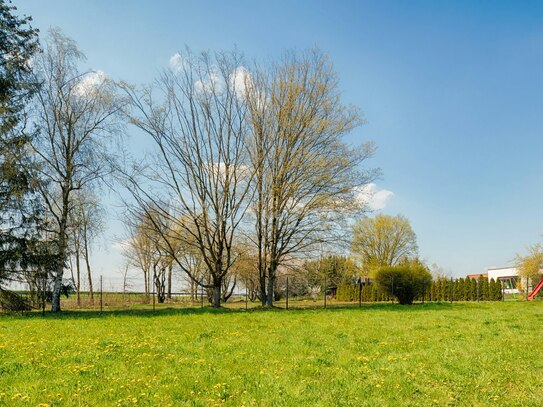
1 302 542 406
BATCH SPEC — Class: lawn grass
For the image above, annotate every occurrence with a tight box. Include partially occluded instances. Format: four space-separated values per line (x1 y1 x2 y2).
1 302 542 406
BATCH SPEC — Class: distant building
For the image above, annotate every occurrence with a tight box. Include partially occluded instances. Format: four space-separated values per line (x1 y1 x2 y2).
466 273 488 280
485 266 543 295
487 267 520 294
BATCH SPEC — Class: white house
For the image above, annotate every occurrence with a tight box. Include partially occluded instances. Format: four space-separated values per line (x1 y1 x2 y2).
487 267 520 294
486 266 543 296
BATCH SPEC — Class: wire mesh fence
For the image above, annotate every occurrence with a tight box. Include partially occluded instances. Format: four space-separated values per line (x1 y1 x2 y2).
1 272 538 315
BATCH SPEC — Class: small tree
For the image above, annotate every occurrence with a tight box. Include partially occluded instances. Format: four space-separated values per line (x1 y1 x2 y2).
352 214 418 274
470 278 477 301
455 278 465 301
515 243 543 290
375 263 432 305
480 276 489 301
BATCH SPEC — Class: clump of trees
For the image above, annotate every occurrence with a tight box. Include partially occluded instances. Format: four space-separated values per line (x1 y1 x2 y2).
120 49 376 308
336 275 503 303
428 276 502 301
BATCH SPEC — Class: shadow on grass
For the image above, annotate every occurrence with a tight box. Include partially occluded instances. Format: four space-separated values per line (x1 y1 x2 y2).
0 300 479 320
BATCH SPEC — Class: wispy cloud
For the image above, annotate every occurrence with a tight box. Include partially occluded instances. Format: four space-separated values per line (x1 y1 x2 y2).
356 183 394 210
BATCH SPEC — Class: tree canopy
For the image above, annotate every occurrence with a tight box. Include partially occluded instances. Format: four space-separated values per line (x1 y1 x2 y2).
0 0 47 295
351 214 418 274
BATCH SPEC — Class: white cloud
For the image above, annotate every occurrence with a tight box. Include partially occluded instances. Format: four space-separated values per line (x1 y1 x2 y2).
356 183 394 210
229 66 252 99
169 52 184 73
194 66 223 95
74 70 108 96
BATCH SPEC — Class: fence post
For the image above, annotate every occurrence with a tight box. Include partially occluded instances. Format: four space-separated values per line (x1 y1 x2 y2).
502 279 505 302
245 285 248 311
286 277 289 310
359 281 362 308
152 272 155 312
201 286 204 308
450 277 453 304
526 277 529 301
477 279 480 302
324 274 327 309
391 277 394 303
100 275 103 314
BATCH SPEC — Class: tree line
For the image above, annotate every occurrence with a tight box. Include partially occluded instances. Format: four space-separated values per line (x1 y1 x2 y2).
336 276 503 303
0 2 377 311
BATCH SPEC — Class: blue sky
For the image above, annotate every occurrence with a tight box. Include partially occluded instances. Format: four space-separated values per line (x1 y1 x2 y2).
13 0 543 286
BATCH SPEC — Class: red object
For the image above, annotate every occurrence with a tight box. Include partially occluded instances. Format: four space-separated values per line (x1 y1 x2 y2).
528 278 543 301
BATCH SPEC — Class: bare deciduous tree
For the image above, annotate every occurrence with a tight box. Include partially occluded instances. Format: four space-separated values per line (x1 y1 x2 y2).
68 190 104 305
32 28 123 311
246 49 377 306
120 49 254 308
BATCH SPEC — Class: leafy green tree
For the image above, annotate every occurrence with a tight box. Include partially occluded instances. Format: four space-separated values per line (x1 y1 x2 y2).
480 276 489 301
464 278 473 301
495 278 503 301
430 280 437 301
454 278 464 301
470 278 477 301
374 263 432 305
0 0 54 301
434 278 442 301
351 214 418 274
489 278 502 301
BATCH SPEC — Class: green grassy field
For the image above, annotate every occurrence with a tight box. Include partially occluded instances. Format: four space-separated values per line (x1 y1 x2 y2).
1 302 542 406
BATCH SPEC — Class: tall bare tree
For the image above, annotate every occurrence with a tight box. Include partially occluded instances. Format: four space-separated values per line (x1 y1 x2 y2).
32 28 123 311
121 50 254 308
246 50 377 306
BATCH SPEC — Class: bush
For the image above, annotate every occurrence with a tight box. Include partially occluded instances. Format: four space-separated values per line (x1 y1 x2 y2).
375 264 432 305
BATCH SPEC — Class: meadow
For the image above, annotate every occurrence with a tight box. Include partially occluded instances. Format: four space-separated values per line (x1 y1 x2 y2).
0 301 542 406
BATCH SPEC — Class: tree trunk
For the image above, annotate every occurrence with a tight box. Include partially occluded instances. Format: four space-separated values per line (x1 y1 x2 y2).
51 195 69 312
265 277 274 307
167 264 172 300
75 251 81 307
83 226 94 303
143 269 148 296
265 260 277 307
212 283 221 308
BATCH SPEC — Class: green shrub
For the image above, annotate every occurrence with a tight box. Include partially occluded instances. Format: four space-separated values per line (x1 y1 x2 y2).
375 264 432 305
